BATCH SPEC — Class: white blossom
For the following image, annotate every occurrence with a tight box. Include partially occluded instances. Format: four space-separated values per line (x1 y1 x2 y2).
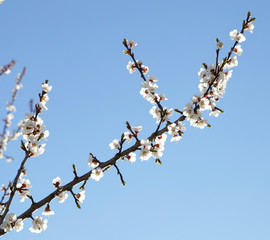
126 152 136 163
140 139 150 147
58 191 68 203
42 205 55 216
6 104 16 112
245 22 254 33
91 168 104 181
5 213 17 223
14 219 24 232
127 61 136 74
29 216 48 233
126 40 137 48
0 221 12 233
155 133 167 146
167 123 180 135
88 154 99 168
123 131 133 143
233 45 243 56
139 148 152 161
52 177 61 188
148 75 158 83
109 139 120 150
19 191 30 202
41 83 52 93
76 190 86 203
229 29 246 43
132 126 142 134
150 106 161 123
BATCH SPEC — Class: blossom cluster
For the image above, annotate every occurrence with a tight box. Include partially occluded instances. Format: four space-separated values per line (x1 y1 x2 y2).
139 133 167 161
167 121 186 142
20 82 52 157
150 106 173 123
140 75 168 105
16 177 32 203
88 154 104 181
0 72 24 161
0 185 11 213
183 23 254 129
52 177 69 203
0 213 24 233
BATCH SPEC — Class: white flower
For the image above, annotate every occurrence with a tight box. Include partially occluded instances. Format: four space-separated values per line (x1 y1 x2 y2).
126 152 136 163
209 109 220 117
183 102 194 118
229 29 246 43
14 219 24 232
15 83 23 90
76 190 86 203
199 98 211 111
39 101 48 111
148 75 158 83
152 146 165 158
43 130 50 140
20 191 30 202
109 139 120 150
171 135 182 142
29 216 48 233
155 133 167 146
42 210 55 216
177 122 186 131
233 45 243 56
132 126 142 134
140 87 151 99
126 40 137 48
198 82 209 94
225 56 238 69
6 104 16 112
91 168 104 181
58 191 68 203
141 65 149 74
140 139 150 147
190 119 208 129
123 131 133 143
41 83 52 93
127 61 136 74
167 123 180 135
17 179 32 189
245 22 254 33
88 154 99 168
4 68 11 74
52 177 61 188
5 213 17 223
139 148 152 161
6 113 14 121
150 106 161 122
42 205 55 216
0 221 12 233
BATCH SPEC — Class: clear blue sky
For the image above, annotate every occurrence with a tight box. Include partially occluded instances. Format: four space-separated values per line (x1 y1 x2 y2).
0 0 269 239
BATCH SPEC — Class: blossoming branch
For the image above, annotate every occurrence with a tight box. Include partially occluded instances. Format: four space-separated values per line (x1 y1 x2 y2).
0 12 255 236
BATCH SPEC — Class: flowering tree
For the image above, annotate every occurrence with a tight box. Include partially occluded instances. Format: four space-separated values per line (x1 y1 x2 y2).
0 12 255 236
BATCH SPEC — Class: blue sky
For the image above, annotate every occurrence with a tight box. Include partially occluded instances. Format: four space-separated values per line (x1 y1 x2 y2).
0 0 269 239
